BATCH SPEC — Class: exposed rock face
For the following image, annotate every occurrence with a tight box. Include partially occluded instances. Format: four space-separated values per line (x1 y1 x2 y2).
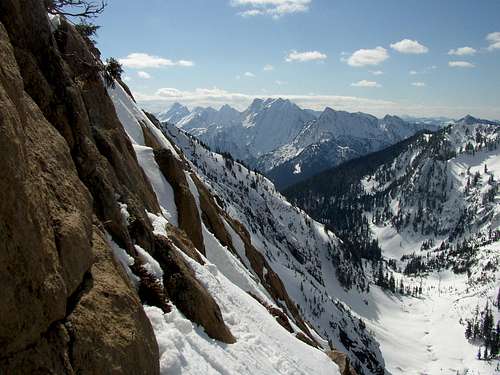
152 235 236 343
0 20 93 361
327 351 359 375
67 226 159 375
154 149 205 254
0 1 159 372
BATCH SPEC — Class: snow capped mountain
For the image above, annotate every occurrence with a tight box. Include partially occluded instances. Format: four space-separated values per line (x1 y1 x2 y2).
173 98 315 162
157 102 190 123
159 100 437 189
285 117 500 374
240 98 316 156
261 108 438 188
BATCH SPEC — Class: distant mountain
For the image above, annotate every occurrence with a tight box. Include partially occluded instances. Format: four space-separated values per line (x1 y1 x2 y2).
285 116 500 288
400 115 454 127
159 99 439 188
157 102 190 123
261 110 440 188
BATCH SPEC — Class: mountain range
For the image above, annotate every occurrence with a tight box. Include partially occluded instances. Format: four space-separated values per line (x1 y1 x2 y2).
157 100 440 188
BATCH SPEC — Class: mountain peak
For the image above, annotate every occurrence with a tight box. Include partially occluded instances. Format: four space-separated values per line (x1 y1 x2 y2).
157 102 190 123
457 114 499 126
459 114 479 125
170 102 186 110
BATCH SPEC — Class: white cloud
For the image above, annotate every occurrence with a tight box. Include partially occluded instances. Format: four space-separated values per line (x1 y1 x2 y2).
371 70 383 76
263 64 275 71
286 50 327 62
390 39 429 54
345 47 389 67
486 32 500 51
448 46 476 56
231 0 311 18
411 82 426 87
275 80 288 85
122 75 132 82
449 61 475 68
137 71 151 79
351 80 381 88
134 86 500 119
244 71 256 77
119 53 194 69
409 70 418 75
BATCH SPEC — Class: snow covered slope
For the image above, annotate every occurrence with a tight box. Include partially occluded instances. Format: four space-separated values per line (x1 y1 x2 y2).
108 82 375 374
163 122 386 374
286 117 500 374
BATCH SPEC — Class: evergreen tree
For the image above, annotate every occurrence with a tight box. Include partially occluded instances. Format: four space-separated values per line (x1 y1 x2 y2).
103 57 123 88
497 287 500 311
75 19 100 44
465 321 472 340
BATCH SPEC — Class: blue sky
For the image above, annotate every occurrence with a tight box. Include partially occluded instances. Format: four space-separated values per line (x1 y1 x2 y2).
96 0 500 118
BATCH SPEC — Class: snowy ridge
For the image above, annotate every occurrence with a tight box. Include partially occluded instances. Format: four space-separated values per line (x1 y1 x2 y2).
286 117 500 374
108 82 345 374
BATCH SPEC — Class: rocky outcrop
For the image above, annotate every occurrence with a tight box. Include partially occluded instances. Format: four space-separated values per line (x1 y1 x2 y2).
66 226 159 375
152 235 236 343
226 217 319 345
192 174 236 253
327 351 359 375
0 1 159 373
154 148 206 254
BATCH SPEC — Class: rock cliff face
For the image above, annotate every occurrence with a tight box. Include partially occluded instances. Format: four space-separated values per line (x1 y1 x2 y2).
0 1 159 372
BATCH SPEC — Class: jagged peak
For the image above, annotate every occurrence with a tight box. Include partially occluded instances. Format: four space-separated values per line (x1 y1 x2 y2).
170 102 187 110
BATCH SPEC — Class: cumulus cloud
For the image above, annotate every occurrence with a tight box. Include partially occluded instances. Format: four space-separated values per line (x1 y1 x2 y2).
275 80 288 85
286 50 327 62
371 70 383 76
390 39 429 54
244 71 256 77
231 0 311 18
448 46 476 56
409 70 418 75
345 47 389 67
486 32 500 51
263 64 275 71
350 80 381 88
119 53 194 69
411 82 426 87
137 71 151 79
449 61 475 68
